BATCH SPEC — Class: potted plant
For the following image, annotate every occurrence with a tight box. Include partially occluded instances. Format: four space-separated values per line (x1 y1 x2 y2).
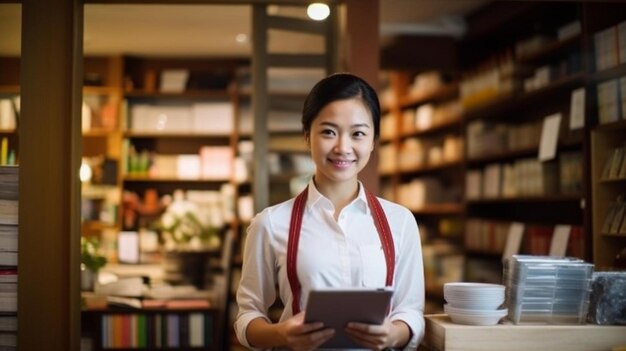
81 236 107 291
155 190 222 288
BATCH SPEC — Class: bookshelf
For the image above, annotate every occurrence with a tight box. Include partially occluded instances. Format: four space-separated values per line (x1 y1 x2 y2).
378 70 465 304
458 2 588 283
378 2 626 299
81 307 220 351
586 2 626 271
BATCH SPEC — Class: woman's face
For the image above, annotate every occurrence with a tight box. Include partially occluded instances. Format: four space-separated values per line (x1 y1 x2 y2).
307 97 375 187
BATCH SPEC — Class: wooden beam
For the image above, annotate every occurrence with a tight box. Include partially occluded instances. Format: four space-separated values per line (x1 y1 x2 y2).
252 4 269 213
344 0 379 194
19 0 82 350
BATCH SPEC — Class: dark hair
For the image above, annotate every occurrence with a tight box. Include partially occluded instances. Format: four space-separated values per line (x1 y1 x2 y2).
302 73 381 139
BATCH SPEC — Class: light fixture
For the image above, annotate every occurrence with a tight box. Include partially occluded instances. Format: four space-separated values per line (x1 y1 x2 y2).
80 161 92 183
235 33 248 44
307 3 330 21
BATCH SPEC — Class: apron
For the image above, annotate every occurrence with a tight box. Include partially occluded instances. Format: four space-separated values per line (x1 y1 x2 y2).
286 186 396 315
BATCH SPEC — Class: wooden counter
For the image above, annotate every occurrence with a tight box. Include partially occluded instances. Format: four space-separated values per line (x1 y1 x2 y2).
422 314 626 351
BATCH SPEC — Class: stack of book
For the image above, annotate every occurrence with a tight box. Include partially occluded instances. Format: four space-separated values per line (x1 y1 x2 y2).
0 166 17 351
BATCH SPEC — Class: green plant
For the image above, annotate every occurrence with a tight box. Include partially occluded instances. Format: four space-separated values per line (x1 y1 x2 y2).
81 237 107 272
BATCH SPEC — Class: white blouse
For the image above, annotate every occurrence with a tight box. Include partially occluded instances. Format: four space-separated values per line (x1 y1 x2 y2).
234 182 425 350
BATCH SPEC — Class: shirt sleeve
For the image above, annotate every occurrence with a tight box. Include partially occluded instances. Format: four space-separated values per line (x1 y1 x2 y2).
234 209 279 349
388 207 425 350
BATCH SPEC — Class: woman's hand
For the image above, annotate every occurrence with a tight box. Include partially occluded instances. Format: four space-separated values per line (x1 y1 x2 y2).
278 312 335 351
344 318 408 350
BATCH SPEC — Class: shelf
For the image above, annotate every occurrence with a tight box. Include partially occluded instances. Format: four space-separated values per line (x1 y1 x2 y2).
0 86 19 94
590 63 626 83
516 35 582 65
600 232 626 238
83 86 120 95
599 177 626 184
83 129 117 138
0 129 17 135
82 220 118 232
124 131 232 139
400 117 463 139
398 159 463 176
398 83 459 109
595 118 626 131
463 73 587 122
466 194 581 205
409 203 464 216
467 139 582 166
123 176 230 183
124 89 232 99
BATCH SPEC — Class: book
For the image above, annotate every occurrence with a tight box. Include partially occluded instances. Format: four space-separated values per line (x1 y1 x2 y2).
0 253 16 267
0 200 17 226
610 202 626 234
609 146 625 179
0 316 16 332
602 202 619 234
0 292 17 312
0 225 17 253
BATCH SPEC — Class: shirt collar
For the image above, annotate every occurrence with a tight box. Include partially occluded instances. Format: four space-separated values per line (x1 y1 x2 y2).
305 179 369 214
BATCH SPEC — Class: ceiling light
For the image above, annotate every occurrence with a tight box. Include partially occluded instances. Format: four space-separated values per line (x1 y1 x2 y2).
235 33 248 44
307 3 330 21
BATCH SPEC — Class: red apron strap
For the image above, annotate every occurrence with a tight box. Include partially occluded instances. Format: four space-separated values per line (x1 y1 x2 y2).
365 189 396 287
286 186 395 315
287 188 308 315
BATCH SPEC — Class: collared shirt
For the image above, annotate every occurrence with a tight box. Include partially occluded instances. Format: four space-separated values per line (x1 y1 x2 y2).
234 181 425 350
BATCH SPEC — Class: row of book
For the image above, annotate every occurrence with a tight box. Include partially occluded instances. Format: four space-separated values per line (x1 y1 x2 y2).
601 195 626 235
0 166 18 351
465 218 584 258
601 144 626 180
125 144 234 180
98 311 214 349
466 119 543 160
465 152 582 199
129 102 234 135
378 134 463 175
593 20 626 72
596 76 626 125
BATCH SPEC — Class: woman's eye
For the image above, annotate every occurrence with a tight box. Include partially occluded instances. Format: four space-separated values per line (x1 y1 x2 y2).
321 129 336 136
353 131 366 138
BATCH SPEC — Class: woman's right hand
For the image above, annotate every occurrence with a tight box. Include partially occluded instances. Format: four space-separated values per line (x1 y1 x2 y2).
278 312 335 351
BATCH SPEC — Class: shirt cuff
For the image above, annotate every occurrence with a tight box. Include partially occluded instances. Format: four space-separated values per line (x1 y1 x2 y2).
234 312 271 350
389 312 424 350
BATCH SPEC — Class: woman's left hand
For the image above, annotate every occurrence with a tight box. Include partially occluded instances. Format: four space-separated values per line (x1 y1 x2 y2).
344 318 403 350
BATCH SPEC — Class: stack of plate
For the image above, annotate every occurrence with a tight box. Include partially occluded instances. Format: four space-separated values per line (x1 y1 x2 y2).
504 255 594 325
443 282 508 325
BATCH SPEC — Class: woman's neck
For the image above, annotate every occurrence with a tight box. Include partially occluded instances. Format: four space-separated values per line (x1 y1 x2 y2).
313 176 359 217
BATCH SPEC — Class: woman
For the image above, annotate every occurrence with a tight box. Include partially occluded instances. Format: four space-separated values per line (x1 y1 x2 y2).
235 73 425 350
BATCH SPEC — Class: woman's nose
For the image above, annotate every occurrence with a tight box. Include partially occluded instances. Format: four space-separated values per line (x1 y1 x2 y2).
333 135 351 153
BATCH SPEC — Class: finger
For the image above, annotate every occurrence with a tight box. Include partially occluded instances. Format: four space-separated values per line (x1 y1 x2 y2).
346 322 386 336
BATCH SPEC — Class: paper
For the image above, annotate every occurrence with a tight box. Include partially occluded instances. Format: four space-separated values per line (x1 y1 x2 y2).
538 113 562 161
118 231 140 263
502 222 525 262
549 225 572 257
569 88 585 130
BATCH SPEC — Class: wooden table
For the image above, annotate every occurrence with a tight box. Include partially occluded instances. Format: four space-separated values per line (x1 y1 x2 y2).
421 314 626 351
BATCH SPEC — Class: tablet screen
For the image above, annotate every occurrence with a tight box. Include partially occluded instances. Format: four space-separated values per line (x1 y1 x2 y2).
304 288 393 349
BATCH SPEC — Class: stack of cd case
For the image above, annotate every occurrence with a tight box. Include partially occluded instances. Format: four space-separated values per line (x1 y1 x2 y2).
503 255 594 324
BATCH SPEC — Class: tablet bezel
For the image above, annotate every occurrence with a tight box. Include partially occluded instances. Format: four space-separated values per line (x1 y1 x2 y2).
303 287 393 349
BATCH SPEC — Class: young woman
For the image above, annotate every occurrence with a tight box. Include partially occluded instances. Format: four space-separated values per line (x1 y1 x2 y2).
235 73 425 350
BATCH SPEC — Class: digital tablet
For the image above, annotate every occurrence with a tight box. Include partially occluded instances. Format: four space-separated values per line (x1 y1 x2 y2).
304 287 393 349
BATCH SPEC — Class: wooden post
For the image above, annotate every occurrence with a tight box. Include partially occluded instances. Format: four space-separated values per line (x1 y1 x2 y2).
19 0 83 350
345 0 380 194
